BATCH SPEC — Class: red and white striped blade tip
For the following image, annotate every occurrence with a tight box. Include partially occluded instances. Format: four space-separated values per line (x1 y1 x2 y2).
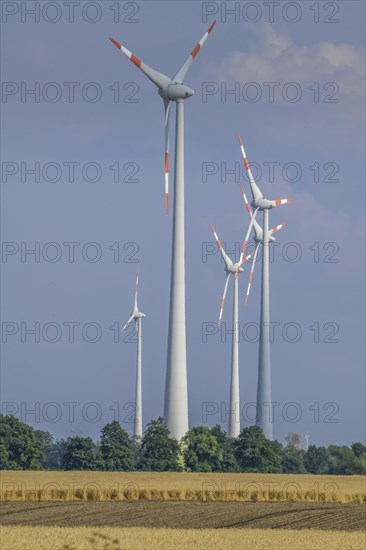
238 133 243 146
208 20 217 33
272 223 286 232
165 194 169 215
241 253 254 264
275 198 294 204
109 37 122 49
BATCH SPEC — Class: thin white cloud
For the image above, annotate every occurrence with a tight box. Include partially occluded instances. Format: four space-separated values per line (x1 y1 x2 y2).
211 24 365 99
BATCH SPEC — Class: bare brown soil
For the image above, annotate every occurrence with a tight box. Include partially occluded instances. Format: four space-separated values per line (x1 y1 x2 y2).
1 501 365 531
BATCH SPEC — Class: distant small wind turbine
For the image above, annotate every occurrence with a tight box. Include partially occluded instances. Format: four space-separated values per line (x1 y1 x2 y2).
121 275 145 439
211 225 253 437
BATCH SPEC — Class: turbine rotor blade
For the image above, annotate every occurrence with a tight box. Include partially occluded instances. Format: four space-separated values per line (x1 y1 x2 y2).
121 314 135 333
218 273 231 329
240 185 253 219
238 133 263 202
271 198 293 207
134 274 139 311
211 225 233 268
172 20 216 83
109 38 171 90
245 244 260 305
269 222 286 235
241 185 262 241
241 252 254 264
236 208 259 278
164 100 171 214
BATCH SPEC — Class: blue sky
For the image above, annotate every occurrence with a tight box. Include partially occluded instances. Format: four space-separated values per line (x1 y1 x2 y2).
1 1 365 446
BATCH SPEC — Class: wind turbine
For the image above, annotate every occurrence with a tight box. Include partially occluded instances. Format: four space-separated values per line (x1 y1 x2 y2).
238 133 293 440
121 274 146 439
109 21 216 439
240 186 285 305
211 225 253 437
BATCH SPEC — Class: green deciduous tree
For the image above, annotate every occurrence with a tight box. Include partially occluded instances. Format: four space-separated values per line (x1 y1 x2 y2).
61 436 103 471
328 445 365 475
34 430 65 470
210 425 238 472
100 421 136 471
0 414 44 470
183 426 222 472
0 441 12 470
234 425 282 473
138 417 182 472
285 432 301 449
351 442 366 458
50 439 69 470
282 432 306 473
304 445 330 474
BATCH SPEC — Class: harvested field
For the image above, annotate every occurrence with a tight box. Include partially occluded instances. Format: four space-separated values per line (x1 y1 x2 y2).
1 501 365 531
1 471 365 503
1 526 365 550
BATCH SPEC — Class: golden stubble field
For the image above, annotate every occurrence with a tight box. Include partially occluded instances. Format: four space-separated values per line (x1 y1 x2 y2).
1 472 365 550
1 526 365 550
1 471 365 503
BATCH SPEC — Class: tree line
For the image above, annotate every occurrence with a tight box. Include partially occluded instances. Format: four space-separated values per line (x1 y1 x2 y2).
1 414 365 475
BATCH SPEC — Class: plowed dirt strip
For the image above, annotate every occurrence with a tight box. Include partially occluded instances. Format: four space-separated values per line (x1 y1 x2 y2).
1 501 365 531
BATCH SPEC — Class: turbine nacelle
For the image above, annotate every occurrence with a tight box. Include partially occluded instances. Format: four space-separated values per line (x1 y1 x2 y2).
251 198 275 210
227 264 243 274
252 198 293 210
253 232 276 244
133 311 146 319
159 83 194 101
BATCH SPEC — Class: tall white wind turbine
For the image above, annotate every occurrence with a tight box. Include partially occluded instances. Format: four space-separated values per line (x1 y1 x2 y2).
110 21 216 439
121 275 146 439
238 133 293 440
211 225 253 437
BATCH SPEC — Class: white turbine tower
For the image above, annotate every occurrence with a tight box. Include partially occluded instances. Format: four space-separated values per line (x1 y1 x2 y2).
110 21 216 439
121 275 145 439
211 224 253 437
237 133 293 440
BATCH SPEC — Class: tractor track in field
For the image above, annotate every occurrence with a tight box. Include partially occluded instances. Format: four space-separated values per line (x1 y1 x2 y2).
1 501 365 531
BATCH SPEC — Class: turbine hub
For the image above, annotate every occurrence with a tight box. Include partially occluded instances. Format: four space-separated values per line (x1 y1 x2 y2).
159 83 194 101
252 198 273 210
133 311 146 319
227 264 242 274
